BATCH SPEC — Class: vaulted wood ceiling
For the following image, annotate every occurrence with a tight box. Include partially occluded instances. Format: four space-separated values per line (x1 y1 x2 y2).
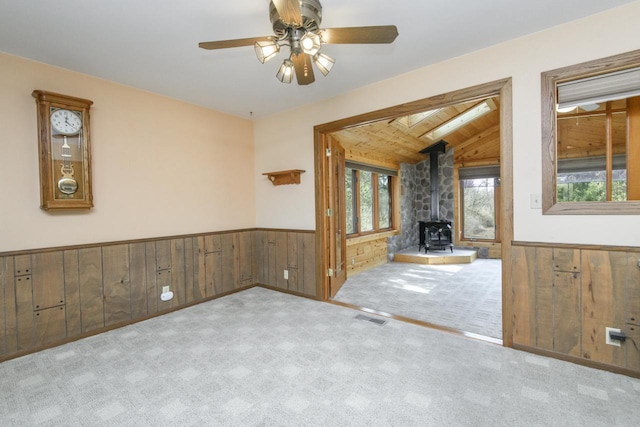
330 96 501 169
557 99 628 159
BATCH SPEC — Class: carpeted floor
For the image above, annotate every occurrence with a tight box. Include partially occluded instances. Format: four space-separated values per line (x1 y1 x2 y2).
1 287 639 426
334 259 502 339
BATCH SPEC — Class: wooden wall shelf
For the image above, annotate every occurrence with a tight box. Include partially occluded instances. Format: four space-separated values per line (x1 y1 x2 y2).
263 169 305 186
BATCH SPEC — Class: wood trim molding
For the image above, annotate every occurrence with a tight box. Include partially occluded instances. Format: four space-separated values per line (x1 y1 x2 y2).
346 230 399 245
315 79 510 134
512 343 640 380
330 299 503 345
512 240 640 252
499 78 514 348
253 228 315 234
256 283 322 301
0 227 316 257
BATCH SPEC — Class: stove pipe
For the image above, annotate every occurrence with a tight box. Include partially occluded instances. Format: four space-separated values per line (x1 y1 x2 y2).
419 140 448 221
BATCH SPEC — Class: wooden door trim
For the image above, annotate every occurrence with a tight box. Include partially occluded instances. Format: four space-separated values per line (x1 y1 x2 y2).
313 78 514 347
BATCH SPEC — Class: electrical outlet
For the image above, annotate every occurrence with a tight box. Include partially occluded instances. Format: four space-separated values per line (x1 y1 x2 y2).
162 286 170 293
352 258 355 265
284 270 288 280
605 327 621 347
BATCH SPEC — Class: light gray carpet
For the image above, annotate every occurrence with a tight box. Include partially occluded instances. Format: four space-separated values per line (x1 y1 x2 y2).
1 287 639 426
335 260 502 339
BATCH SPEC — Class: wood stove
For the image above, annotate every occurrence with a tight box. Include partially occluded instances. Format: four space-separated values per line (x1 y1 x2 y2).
419 220 453 253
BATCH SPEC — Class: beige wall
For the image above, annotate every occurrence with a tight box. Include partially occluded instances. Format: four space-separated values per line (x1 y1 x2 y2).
254 2 640 247
3 3 639 253
0 53 255 252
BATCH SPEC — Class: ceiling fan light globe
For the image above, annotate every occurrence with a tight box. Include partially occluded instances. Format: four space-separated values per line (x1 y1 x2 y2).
276 59 295 83
313 52 335 77
556 105 577 113
254 40 280 64
300 32 321 56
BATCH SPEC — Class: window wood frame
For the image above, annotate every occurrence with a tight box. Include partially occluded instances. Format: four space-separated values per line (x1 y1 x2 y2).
347 167 396 238
541 49 640 214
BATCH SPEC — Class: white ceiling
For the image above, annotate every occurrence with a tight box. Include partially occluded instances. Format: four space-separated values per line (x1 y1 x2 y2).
0 0 635 118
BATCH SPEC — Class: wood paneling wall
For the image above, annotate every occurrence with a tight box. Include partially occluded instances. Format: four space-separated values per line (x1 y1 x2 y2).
0 229 316 361
346 235 388 276
512 242 640 374
253 230 316 297
455 241 501 259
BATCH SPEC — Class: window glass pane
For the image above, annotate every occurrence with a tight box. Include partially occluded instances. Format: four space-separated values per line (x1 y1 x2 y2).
613 172 628 201
462 178 496 240
556 109 628 202
557 169 627 202
359 171 373 232
346 169 354 234
378 175 391 229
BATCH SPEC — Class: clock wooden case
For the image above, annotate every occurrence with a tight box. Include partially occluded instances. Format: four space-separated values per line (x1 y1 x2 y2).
32 90 94 210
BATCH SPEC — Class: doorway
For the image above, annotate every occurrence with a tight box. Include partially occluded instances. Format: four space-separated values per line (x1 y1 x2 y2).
314 79 514 346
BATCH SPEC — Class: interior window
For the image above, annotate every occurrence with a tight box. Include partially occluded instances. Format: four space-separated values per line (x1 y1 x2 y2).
541 49 640 214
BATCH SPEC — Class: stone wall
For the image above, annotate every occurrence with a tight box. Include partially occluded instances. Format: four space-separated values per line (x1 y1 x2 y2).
438 148 455 222
387 148 455 259
387 163 418 259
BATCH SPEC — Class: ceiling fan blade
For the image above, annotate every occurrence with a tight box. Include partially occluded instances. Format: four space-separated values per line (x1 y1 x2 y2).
320 25 399 44
272 0 303 26
198 36 273 50
292 53 315 86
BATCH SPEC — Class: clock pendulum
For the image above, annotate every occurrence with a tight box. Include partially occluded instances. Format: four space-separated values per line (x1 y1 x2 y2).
57 135 78 195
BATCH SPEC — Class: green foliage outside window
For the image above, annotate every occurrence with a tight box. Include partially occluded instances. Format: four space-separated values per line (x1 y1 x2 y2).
557 170 627 202
346 170 354 234
378 175 391 229
462 178 496 240
359 171 374 232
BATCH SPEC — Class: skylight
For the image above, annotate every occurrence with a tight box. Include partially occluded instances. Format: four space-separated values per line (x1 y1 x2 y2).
396 109 441 128
421 99 496 140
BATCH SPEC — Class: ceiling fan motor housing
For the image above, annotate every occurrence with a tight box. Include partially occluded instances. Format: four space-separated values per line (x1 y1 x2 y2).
269 0 323 37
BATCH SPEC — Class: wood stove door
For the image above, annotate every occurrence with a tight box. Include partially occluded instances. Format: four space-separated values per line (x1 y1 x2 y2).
328 136 347 297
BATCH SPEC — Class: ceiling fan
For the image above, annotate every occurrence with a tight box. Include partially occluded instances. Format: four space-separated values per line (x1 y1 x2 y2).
198 0 399 85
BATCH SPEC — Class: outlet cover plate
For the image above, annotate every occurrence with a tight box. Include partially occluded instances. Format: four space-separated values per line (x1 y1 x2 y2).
284 270 288 280
605 327 621 346
530 193 542 209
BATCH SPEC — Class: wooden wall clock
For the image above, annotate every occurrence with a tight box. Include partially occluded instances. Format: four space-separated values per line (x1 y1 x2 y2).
32 90 94 210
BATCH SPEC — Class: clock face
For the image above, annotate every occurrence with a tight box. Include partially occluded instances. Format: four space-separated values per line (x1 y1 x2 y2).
50 108 83 135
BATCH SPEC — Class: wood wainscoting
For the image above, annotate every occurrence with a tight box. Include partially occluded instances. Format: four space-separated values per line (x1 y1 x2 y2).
254 229 317 297
346 233 390 276
455 240 502 259
0 228 316 362
512 241 640 376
